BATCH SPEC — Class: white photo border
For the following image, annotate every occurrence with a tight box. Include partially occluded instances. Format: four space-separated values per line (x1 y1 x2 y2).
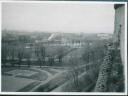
0 1 127 95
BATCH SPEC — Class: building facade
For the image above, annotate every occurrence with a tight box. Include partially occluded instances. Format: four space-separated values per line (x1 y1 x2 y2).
114 4 125 65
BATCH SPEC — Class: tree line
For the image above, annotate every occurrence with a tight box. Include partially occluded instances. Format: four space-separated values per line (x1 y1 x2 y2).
2 42 65 68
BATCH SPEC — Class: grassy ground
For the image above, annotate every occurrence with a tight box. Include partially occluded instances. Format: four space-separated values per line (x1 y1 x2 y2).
2 75 36 92
2 66 68 92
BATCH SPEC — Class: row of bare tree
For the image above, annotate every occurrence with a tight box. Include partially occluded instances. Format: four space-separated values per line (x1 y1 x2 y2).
2 43 48 67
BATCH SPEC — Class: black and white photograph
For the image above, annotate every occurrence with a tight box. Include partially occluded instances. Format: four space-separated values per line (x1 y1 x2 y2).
0 1 127 95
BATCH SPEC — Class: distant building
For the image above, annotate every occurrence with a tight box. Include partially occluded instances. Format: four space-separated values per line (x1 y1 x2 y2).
97 33 112 40
35 33 84 48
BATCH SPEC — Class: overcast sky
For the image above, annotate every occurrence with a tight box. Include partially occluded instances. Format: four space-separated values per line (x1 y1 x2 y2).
2 3 115 33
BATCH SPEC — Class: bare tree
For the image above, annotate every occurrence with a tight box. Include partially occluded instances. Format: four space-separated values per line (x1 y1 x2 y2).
48 56 54 66
9 45 16 67
25 49 31 67
2 43 9 66
82 42 90 64
35 45 41 67
17 45 24 68
35 44 46 67
68 56 80 91
40 45 46 66
57 46 65 64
